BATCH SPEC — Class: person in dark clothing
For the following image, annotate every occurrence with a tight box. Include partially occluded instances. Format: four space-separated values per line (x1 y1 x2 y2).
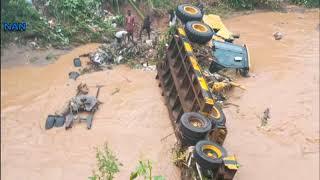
139 15 152 40
168 9 176 27
197 1 205 14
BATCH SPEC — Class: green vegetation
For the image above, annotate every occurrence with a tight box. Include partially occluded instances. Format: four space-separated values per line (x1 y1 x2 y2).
130 160 165 180
289 0 319 7
1 0 116 48
89 143 122 180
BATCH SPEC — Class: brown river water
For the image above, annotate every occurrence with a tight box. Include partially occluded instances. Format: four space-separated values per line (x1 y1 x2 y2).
1 9 319 180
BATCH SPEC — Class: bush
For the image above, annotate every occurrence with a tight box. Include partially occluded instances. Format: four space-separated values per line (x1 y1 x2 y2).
1 0 116 48
225 0 282 9
289 0 319 7
89 143 122 180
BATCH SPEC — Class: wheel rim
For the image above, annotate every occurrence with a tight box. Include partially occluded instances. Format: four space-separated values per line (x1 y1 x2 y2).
202 144 222 159
192 23 208 33
184 6 199 15
210 106 221 119
189 117 204 128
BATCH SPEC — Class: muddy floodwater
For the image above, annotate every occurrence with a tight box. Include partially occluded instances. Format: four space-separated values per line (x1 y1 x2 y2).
1 9 319 180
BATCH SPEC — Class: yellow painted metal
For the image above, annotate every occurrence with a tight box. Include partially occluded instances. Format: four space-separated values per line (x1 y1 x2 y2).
203 14 234 41
198 77 209 91
205 97 214 105
202 144 223 158
223 155 239 170
178 28 186 36
184 5 199 15
212 82 228 93
212 35 225 42
211 106 221 119
184 42 193 52
189 56 201 71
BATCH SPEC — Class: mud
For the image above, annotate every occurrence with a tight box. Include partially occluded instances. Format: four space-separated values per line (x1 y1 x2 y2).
1 9 319 180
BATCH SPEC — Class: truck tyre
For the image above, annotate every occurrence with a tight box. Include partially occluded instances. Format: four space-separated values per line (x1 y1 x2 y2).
209 103 226 127
176 4 203 23
45 115 55 130
194 140 227 169
179 112 212 138
54 116 65 127
185 21 214 44
240 68 249 77
181 133 201 146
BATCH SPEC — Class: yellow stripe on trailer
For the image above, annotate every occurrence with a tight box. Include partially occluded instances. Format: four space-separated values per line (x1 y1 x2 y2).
189 56 201 71
198 77 209 91
178 28 186 37
184 42 193 53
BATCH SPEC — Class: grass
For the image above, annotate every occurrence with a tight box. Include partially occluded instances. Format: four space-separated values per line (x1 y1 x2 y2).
130 160 165 180
89 143 122 180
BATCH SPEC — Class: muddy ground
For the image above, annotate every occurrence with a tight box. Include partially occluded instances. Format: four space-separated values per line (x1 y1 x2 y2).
1 9 319 180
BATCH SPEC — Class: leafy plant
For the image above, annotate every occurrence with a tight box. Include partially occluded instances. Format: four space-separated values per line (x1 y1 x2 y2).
89 143 122 180
289 0 319 7
130 160 165 180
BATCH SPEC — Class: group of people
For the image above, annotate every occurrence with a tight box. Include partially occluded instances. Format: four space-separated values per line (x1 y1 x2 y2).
115 1 205 45
115 10 152 45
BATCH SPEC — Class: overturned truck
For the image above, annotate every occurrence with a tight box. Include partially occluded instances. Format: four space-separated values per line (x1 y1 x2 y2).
156 3 247 180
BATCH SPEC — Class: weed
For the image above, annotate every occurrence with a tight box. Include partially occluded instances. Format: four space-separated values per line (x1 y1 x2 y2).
29 57 39 63
130 160 165 180
46 53 57 61
289 0 319 7
89 143 122 180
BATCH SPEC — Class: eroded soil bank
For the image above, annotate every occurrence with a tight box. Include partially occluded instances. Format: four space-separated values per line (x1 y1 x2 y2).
1 9 319 180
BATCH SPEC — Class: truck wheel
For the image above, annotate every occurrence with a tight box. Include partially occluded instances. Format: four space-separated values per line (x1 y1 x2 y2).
54 116 65 127
179 112 212 138
185 21 214 44
194 140 227 169
240 68 249 77
45 115 55 130
181 133 201 146
176 4 203 23
209 103 226 127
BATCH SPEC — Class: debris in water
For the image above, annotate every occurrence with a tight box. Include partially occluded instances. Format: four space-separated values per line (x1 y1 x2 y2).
111 88 120 95
68 71 80 80
273 32 283 40
261 108 271 127
73 57 81 67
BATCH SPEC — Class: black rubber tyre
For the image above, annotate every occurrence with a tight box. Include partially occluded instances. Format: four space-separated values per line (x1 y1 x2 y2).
209 61 224 73
240 68 249 77
193 140 227 169
179 112 212 138
176 4 203 24
185 21 214 44
45 115 55 130
208 103 226 127
54 116 65 127
73 58 81 67
181 133 201 147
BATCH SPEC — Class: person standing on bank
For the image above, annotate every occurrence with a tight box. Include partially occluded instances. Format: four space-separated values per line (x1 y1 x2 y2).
125 10 135 43
139 15 152 40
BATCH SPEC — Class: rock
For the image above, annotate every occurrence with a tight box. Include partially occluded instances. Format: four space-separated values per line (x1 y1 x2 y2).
146 40 153 46
273 32 283 40
29 41 39 49
115 56 124 64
